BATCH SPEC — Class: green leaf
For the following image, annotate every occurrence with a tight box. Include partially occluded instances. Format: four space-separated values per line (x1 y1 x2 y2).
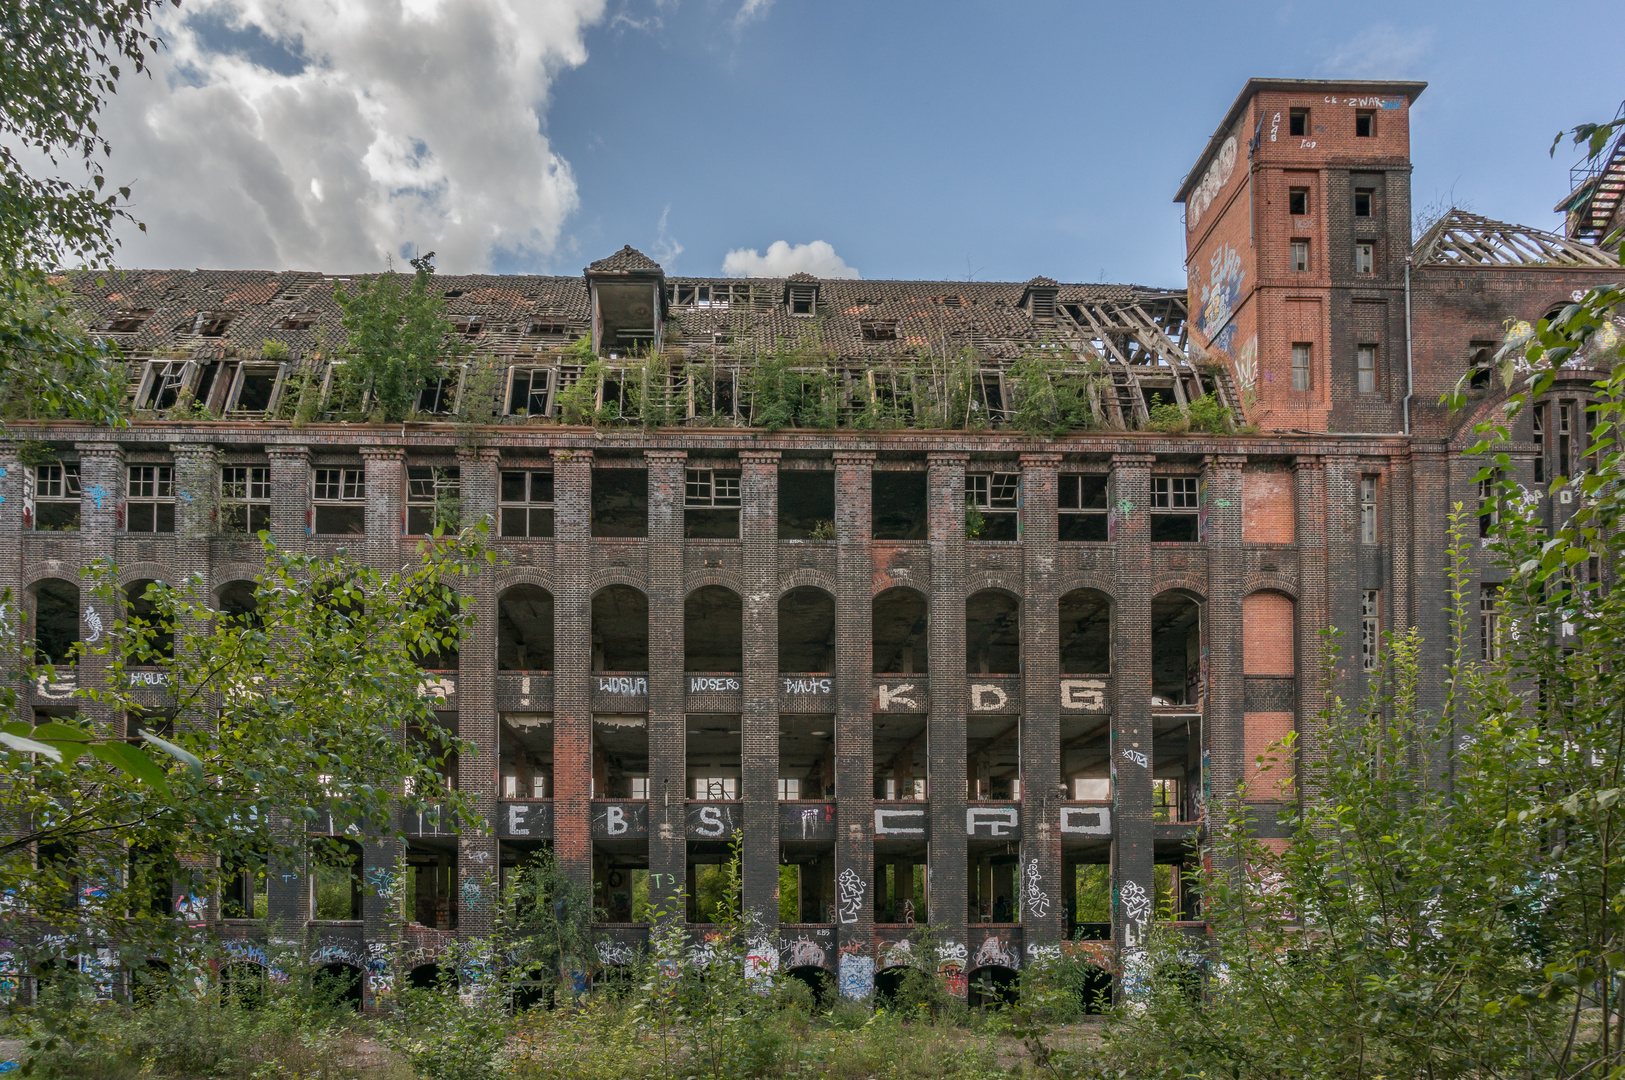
141 730 204 779
89 741 171 794
0 731 63 761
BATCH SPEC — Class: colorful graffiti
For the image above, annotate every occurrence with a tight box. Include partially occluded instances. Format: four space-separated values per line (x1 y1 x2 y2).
1197 242 1245 354
1235 335 1259 411
973 937 1019 970
1186 135 1239 233
837 952 874 1000
937 940 968 998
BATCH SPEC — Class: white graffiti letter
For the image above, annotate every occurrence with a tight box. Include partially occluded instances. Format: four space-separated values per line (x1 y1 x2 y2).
607 805 627 835
508 804 529 836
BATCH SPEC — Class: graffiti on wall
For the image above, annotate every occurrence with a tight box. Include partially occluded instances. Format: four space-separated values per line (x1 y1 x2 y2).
838 952 874 1000
1196 242 1245 355
1024 859 1050 920
974 937 1019 970
1235 335 1259 411
938 940 968 998
1185 135 1238 233
1120 879 1152 948
780 934 829 970
836 868 865 924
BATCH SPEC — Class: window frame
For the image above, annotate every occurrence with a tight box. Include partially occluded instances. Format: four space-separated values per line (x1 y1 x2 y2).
31 463 82 532
1288 187 1309 216
405 465 461 535
1356 343 1379 393
222 361 288 415
1058 474 1109 542
1533 403 1546 483
684 469 741 509
1353 188 1374 218
1290 239 1310 272
1361 590 1380 671
416 367 462 416
1291 342 1313 391
1289 108 1310 137
1151 476 1200 512
1355 110 1374 137
134 360 198 411
221 466 271 535
1354 241 1375 276
125 465 176 534
499 469 555 538
1360 475 1379 545
506 366 557 417
1479 583 1501 662
312 466 366 535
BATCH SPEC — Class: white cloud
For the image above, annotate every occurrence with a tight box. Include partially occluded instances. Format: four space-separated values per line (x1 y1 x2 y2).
721 240 860 279
650 204 682 267
1319 23 1433 79
733 0 773 29
101 0 607 272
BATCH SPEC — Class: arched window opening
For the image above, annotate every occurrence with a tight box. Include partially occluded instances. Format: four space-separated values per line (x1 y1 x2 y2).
1059 589 1111 674
684 586 742 671
592 586 648 672
217 581 260 628
778 587 835 672
966 591 1020 675
125 580 172 663
498 586 554 671
31 579 79 665
873 588 928 674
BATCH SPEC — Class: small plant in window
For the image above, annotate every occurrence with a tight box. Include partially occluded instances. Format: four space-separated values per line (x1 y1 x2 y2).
965 502 986 539
808 519 835 541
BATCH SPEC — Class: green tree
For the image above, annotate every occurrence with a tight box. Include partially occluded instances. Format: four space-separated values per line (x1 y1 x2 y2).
0 527 489 965
330 253 465 422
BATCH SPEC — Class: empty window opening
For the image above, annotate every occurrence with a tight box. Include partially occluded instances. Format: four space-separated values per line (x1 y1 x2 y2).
1361 590 1381 672
126 466 175 534
788 286 817 317
1153 777 1189 823
966 472 1019 541
103 309 153 334
1062 717 1111 803
861 319 898 342
1288 187 1309 216
274 313 316 331
778 470 836 539
1354 242 1375 275
874 859 927 925
31 579 79 666
780 716 835 802
1292 343 1313 391
1360 476 1379 545
1059 589 1111 674
779 587 835 672
125 580 172 664
1354 188 1374 218
687 363 739 423
1150 592 1201 707
1533 403 1546 483
688 715 742 801
407 466 460 535
779 850 835 924
873 471 928 540
500 470 554 538
1355 110 1374 137
1479 584 1501 662
222 850 267 920
228 364 285 414
1290 239 1310 272
594 714 648 798
685 469 740 539
688 853 743 923
313 467 365 534
1478 472 1500 539
1058 474 1108 541
404 848 457 930
1288 108 1309 136
31 463 80 531
967 717 1020 800
874 714 926 802
972 370 1009 421
507 367 556 416
450 316 482 337
593 847 650 925
968 848 1020 924
592 585 648 672
966 590 1020 674
217 581 259 628
409 583 461 670
498 586 554 671
1066 862 1113 943
873 587 929 674
1356 344 1378 393
685 586 743 671
1150 476 1200 542
195 311 234 337
501 714 552 799
311 838 363 921
417 370 458 414
592 468 647 538
1559 404 1572 477
221 466 270 534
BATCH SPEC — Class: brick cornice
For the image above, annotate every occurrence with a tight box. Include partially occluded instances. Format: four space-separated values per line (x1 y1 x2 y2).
266 444 310 460
926 451 969 465
642 449 687 462
359 445 406 461
832 451 875 465
1111 452 1155 467
551 448 592 464
738 450 781 464
1019 452 1063 467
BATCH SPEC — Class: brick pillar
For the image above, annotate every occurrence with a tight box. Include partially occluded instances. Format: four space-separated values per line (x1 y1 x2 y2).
0 443 21 712
1293 457 1328 802
263 446 309 933
1109 453 1154 995
926 453 968 993
1018 453 1063 950
75 443 123 735
739 452 780 949
551 450 593 890
833 452 874 999
170 443 220 926
645 451 687 918
1324 455 1362 707
1202 456 1246 821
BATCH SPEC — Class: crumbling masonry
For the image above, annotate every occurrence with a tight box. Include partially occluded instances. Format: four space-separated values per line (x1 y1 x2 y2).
5 78 1622 1006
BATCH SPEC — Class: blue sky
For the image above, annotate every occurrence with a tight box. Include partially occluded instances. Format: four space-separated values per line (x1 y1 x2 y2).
108 0 1620 281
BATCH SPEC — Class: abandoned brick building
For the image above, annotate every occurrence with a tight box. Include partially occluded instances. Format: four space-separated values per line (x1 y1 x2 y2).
6 77 1622 1005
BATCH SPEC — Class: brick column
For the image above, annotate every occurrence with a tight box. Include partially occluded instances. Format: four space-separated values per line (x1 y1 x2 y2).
645 451 687 918
75 443 123 735
1324 455 1362 707
1293 457 1328 802
1202 456 1246 821
0 443 21 711
926 453 967 993
739 451 780 948
833 451 874 999
1018 453 1063 950
1109 453 1154 996
170 443 220 927
263 446 309 933
551 450 593 890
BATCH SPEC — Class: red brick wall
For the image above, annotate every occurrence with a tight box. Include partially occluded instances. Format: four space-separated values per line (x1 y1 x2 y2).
1242 468 1295 544
1242 591 1295 676
1242 712 1295 798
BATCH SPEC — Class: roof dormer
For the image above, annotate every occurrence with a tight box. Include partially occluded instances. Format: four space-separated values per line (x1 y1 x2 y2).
1020 276 1059 322
584 245 667 356
784 272 819 317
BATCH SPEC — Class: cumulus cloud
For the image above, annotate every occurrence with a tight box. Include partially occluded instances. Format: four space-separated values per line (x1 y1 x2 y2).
733 0 773 29
100 0 607 272
721 239 859 279
1320 23 1433 79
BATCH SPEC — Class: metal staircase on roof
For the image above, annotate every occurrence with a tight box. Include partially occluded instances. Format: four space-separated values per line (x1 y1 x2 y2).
1563 101 1625 242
